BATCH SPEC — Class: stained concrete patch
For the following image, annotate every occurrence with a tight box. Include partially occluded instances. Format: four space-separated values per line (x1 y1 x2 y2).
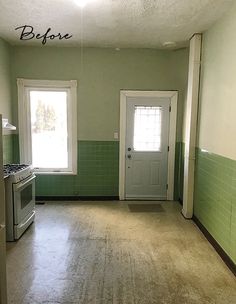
128 204 165 213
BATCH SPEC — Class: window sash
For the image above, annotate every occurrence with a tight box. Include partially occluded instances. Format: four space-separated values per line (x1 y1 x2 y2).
17 79 77 175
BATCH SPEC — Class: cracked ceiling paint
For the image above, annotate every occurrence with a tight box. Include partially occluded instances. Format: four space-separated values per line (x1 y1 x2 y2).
0 0 234 48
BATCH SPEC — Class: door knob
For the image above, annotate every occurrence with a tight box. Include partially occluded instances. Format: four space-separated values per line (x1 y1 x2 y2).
128 148 131 151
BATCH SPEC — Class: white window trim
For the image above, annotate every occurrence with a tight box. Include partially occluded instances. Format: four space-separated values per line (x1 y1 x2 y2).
17 78 77 175
119 90 178 201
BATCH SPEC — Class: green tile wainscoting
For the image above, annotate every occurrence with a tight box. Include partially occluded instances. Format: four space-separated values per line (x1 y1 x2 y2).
36 141 119 197
3 136 183 199
2 134 20 164
3 134 14 164
174 142 185 202
179 142 185 201
194 148 236 264
35 141 183 199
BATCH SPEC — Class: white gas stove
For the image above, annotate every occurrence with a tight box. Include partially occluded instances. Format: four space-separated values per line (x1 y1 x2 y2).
4 164 36 241
4 164 34 182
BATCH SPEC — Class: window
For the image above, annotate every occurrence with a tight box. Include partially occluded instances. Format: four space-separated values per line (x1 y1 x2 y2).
17 79 77 174
133 106 162 151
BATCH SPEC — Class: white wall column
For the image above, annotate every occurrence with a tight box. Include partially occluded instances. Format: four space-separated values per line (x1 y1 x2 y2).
182 34 202 219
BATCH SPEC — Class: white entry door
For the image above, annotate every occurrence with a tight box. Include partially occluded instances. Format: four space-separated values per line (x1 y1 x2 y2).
125 97 170 200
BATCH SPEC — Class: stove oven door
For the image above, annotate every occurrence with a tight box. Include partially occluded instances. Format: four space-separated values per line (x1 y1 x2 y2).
13 174 36 226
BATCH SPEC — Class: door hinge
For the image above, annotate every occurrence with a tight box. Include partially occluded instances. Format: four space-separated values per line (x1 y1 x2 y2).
166 184 168 190
168 146 170 152
169 105 171 112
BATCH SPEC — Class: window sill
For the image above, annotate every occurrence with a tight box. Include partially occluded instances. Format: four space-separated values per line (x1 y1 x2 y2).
34 171 77 176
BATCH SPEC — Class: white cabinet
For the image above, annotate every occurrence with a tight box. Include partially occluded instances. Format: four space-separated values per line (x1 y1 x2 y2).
0 114 7 304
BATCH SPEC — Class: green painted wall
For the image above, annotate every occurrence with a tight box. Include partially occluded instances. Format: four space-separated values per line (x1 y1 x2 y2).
9 46 189 198
0 38 15 164
0 38 12 120
11 46 189 141
194 4 236 263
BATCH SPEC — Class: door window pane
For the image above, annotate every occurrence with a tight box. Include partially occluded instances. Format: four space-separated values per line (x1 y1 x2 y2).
133 106 162 151
30 90 68 168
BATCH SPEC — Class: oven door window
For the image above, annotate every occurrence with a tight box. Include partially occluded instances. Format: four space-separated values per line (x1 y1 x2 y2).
21 184 33 209
13 177 35 225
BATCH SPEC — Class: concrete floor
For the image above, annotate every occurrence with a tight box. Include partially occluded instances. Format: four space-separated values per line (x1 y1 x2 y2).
6 201 236 304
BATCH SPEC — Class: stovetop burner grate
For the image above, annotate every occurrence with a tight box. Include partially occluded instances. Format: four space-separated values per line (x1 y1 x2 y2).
3 164 30 175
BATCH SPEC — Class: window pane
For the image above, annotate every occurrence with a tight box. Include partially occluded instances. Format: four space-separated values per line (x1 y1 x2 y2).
30 91 68 168
133 106 162 151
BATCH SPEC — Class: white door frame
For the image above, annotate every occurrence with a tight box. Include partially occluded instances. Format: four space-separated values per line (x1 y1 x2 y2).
119 90 178 201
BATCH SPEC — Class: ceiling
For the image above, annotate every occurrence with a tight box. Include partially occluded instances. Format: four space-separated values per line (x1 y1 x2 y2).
0 0 234 49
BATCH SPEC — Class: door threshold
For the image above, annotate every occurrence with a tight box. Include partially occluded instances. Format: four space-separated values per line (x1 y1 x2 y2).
126 201 167 205
125 197 167 201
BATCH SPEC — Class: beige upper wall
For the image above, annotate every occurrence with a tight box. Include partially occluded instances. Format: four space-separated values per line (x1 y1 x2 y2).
198 4 236 160
0 38 12 121
10 46 189 141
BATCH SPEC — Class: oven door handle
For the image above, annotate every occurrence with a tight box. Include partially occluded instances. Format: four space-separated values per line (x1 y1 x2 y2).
17 210 36 229
14 174 36 191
